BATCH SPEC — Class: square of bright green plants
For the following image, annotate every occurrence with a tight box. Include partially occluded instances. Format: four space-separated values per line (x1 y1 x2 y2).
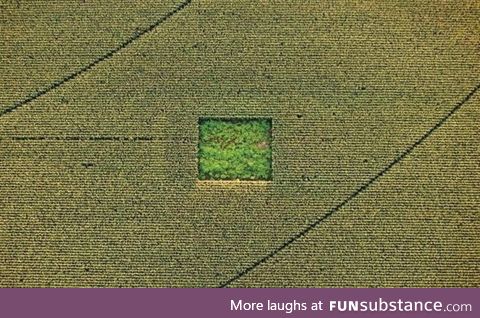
198 118 272 180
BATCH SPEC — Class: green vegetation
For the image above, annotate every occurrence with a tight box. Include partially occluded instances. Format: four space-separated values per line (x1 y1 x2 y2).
1 0 479 288
198 118 272 180
0 1 183 113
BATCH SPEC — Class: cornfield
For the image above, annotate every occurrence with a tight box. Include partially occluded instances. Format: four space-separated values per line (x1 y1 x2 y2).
1 0 479 287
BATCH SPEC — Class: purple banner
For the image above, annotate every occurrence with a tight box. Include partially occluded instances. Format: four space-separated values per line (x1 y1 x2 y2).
0 288 477 317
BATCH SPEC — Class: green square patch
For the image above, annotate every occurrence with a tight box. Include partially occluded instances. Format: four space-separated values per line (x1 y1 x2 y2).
198 118 272 180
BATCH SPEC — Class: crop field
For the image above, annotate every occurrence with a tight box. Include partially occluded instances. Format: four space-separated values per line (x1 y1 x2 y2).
0 0 479 287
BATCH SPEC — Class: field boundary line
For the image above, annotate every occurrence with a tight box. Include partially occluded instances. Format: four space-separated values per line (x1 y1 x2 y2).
219 81 480 288
0 0 192 118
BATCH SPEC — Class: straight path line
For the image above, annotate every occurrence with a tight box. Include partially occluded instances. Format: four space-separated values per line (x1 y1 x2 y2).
219 81 480 288
0 0 193 118
0 136 154 141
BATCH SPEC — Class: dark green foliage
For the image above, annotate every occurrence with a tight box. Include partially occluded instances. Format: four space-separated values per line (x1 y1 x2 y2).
198 118 272 180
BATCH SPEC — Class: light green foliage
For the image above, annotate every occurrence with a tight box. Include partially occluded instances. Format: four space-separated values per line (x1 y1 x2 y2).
198 118 272 180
